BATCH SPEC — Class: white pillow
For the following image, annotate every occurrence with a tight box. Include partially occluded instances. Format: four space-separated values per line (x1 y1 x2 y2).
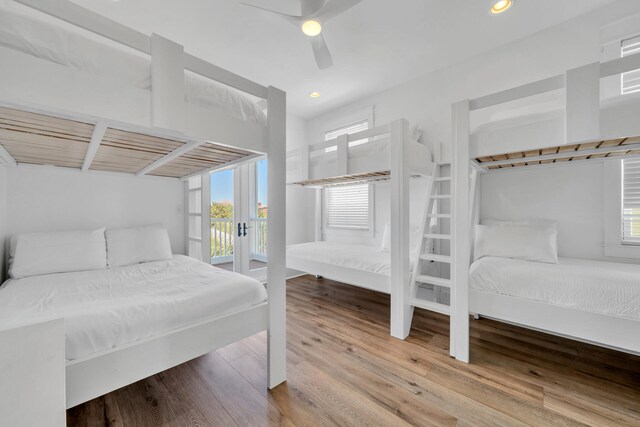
380 223 422 254
482 218 557 230
106 225 173 268
380 224 391 252
474 224 558 264
9 228 107 279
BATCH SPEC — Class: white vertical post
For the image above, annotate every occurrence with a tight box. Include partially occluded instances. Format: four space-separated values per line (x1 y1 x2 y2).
233 164 250 274
267 86 287 389
151 33 185 131
315 189 323 242
201 172 211 264
390 119 413 339
336 134 348 176
451 101 471 363
566 62 600 144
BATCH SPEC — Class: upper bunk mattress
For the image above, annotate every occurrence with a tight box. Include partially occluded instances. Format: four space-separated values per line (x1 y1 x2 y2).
288 241 417 276
470 256 640 320
0 6 266 126
0 255 267 361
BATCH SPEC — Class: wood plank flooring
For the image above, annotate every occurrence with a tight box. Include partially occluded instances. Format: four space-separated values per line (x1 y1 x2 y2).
67 275 640 426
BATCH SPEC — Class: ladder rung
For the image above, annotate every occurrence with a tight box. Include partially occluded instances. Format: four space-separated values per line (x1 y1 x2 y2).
428 214 451 219
432 195 451 199
424 233 451 240
415 275 451 288
420 254 451 263
412 298 450 315
434 177 451 182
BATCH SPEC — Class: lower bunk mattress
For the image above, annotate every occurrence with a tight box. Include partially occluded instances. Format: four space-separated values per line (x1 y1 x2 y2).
287 241 416 276
470 256 640 320
0 255 267 360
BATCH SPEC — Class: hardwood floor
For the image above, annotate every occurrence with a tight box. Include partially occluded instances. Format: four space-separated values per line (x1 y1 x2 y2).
67 275 640 426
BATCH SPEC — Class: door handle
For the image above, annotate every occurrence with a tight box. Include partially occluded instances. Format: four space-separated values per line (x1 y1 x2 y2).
243 222 248 237
238 222 242 238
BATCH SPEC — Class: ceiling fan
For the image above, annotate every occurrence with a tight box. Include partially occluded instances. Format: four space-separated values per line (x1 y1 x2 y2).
241 0 362 69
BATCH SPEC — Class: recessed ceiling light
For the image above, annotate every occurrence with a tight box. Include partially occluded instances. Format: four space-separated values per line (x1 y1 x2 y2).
309 91 321 98
490 0 513 14
301 20 322 37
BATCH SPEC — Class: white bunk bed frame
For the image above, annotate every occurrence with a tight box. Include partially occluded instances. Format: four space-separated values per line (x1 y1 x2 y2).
451 53 640 361
287 120 434 340
0 0 287 407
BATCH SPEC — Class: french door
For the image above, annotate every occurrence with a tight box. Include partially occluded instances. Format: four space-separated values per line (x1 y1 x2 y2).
188 159 267 280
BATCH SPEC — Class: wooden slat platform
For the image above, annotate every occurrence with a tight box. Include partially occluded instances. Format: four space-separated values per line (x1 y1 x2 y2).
477 135 640 169
0 107 256 178
67 275 640 426
292 170 391 187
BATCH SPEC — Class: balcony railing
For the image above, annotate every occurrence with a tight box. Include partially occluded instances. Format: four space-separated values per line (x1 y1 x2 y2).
251 217 267 261
211 218 234 264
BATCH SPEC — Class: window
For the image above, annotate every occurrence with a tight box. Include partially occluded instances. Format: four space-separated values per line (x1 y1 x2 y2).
622 158 640 244
621 35 640 94
324 120 369 153
324 184 371 230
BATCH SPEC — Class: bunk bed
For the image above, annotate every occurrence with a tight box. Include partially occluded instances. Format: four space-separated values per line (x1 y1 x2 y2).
449 51 640 362
0 0 286 408
286 120 437 338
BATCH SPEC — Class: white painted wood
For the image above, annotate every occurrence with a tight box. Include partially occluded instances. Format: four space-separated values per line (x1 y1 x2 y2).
469 75 565 111
137 140 207 176
81 121 107 172
308 125 391 152
16 0 151 53
179 153 263 181
470 290 640 355
66 303 267 408
234 163 251 275
480 142 640 168
151 34 185 132
451 100 471 363
266 86 287 389
566 63 600 143
600 51 640 78
315 189 323 241
0 319 65 426
0 143 17 167
336 134 349 176
201 171 211 265
389 119 413 339
300 145 310 182
286 256 391 294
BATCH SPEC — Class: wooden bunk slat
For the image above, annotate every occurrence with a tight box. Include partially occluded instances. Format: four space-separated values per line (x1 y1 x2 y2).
292 171 391 187
150 143 253 178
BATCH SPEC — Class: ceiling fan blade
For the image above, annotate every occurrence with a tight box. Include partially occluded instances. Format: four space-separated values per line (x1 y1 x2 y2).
299 0 326 18
309 34 333 69
312 0 361 22
239 3 302 25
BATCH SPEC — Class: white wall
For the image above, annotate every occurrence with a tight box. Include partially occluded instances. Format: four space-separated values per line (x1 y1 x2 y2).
299 0 640 258
3 166 185 261
286 114 311 245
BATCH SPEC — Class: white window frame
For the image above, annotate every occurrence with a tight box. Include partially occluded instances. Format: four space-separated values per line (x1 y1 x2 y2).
621 35 640 95
322 183 375 234
603 159 640 258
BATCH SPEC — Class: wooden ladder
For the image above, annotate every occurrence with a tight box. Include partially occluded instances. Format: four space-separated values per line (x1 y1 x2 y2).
409 162 453 316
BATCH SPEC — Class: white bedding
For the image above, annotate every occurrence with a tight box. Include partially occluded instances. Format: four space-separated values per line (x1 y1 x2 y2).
0 255 267 361
0 7 267 126
470 256 640 320
287 241 417 276
309 138 434 177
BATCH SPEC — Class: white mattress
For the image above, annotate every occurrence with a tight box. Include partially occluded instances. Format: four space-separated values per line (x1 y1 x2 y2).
0 6 267 126
287 241 417 276
0 255 267 361
309 138 434 177
470 256 640 320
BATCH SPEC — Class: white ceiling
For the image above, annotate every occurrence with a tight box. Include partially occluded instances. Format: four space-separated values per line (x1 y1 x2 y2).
63 0 617 118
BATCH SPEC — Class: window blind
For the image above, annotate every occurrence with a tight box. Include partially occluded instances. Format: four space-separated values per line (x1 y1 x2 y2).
324 120 369 152
623 158 640 244
622 35 640 94
325 184 370 230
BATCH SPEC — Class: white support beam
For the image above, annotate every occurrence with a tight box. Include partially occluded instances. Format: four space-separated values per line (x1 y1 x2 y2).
151 34 185 132
179 153 263 181
390 119 413 340
451 100 471 363
566 63 600 144
82 122 107 172
266 86 287 390
16 0 151 53
601 52 640 78
0 144 17 167
469 75 565 111
137 140 206 176
480 141 640 168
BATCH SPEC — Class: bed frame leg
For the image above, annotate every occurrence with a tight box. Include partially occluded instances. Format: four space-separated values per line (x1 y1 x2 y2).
473 313 480 320
315 275 323 279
